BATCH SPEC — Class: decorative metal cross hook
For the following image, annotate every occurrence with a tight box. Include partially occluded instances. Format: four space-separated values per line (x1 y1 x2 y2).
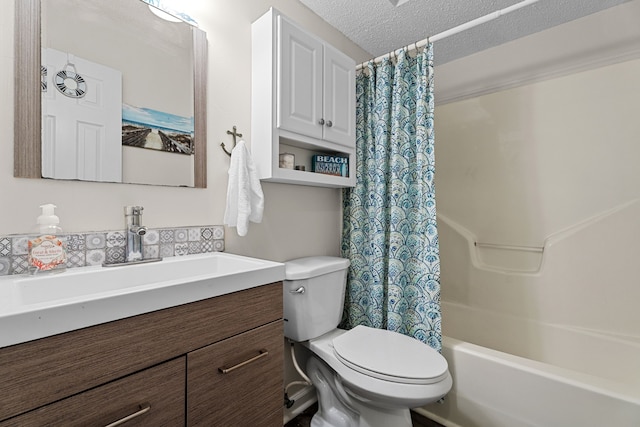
221 126 243 156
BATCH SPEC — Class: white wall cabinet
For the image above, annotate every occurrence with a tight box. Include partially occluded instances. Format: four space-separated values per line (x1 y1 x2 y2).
252 8 356 188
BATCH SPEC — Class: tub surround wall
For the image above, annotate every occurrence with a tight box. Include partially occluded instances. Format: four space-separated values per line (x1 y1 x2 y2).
436 57 640 250
430 2 640 425
438 200 640 355
435 56 640 371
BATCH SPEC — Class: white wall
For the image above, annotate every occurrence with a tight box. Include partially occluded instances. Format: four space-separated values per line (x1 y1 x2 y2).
1 0 370 261
4 3 369 420
433 1 640 375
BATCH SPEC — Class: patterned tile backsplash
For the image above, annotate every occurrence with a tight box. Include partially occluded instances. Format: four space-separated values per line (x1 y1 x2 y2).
0 225 225 276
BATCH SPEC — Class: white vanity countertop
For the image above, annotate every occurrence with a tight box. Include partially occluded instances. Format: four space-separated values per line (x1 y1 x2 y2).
0 252 285 349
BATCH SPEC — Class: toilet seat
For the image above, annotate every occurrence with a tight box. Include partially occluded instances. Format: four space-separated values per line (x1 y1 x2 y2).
332 325 449 385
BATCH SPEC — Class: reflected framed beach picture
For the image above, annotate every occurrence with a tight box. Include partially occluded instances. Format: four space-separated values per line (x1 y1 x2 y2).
122 104 195 155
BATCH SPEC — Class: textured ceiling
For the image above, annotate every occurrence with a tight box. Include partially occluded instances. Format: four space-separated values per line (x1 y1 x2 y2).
299 0 632 65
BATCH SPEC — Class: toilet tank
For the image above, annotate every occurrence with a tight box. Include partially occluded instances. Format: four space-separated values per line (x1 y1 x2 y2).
283 256 350 342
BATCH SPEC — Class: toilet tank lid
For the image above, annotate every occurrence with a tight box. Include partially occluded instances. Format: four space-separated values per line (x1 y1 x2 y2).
284 256 350 280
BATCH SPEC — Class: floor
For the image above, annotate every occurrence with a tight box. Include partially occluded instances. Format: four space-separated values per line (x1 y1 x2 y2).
285 403 444 427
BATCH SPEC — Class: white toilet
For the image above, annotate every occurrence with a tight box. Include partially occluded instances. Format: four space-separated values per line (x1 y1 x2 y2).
284 256 452 427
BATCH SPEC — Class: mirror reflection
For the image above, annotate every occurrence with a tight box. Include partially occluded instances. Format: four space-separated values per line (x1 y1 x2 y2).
39 0 201 186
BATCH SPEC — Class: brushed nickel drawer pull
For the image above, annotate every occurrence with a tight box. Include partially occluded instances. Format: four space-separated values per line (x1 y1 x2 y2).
104 403 151 427
219 349 269 374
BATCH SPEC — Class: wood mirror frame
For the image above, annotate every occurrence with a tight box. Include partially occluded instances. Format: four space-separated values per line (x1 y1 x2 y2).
14 0 208 188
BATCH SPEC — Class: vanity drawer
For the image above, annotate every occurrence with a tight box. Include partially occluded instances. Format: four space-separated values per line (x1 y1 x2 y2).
0 357 185 427
0 282 282 421
187 320 283 426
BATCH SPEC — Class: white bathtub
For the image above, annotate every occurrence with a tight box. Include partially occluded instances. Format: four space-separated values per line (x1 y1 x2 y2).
416 334 640 427
420 207 640 426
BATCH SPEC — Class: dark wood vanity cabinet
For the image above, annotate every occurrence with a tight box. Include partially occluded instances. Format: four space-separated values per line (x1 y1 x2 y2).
1 358 186 427
0 282 284 426
188 321 283 426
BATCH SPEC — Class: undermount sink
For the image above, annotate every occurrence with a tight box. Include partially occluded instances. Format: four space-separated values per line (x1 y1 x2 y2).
0 252 285 348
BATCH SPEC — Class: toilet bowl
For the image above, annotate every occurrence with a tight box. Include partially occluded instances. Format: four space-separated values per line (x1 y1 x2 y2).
284 257 452 427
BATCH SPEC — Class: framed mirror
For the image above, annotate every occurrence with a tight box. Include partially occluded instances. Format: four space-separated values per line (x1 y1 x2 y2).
14 0 207 187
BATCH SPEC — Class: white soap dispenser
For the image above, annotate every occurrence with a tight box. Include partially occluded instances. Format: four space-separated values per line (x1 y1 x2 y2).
28 204 67 274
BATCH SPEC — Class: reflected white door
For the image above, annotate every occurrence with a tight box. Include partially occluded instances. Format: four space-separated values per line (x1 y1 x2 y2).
41 48 122 182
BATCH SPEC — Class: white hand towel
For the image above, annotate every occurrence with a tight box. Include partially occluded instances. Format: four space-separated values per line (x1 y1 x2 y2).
223 140 264 236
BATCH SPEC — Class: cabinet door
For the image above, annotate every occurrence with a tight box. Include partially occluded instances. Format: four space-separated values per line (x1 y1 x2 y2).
277 15 323 139
187 321 283 426
323 44 356 147
1 358 185 427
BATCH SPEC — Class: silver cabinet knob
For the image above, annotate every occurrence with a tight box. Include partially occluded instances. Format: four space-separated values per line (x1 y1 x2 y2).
318 118 325 125
289 286 305 294
325 120 333 127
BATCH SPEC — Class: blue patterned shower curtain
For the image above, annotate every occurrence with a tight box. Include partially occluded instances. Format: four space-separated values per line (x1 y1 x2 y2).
341 45 441 351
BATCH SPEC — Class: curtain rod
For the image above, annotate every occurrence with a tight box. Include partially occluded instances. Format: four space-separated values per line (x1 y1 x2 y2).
356 0 541 71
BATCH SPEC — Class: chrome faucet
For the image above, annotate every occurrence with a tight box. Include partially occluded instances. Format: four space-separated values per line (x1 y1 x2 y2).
103 206 161 267
125 206 147 262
